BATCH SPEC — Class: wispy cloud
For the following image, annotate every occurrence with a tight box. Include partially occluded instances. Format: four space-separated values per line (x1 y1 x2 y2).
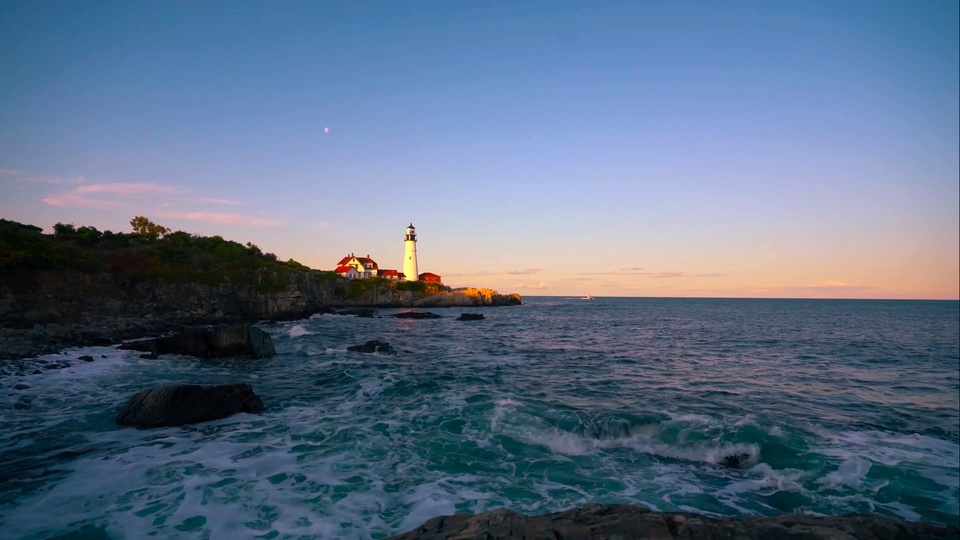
42 182 183 210
564 277 596 282
445 268 546 277
0 168 24 175
40 177 291 227
19 175 86 185
154 211 287 227
315 221 331 230
519 281 551 290
187 197 242 205
579 268 724 278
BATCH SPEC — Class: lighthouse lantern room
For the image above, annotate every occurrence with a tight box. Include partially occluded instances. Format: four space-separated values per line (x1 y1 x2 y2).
403 223 419 281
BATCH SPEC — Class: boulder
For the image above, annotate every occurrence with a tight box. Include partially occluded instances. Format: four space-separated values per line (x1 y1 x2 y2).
347 340 395 354
116 383 264 427
456 313 485 321
392 312 441 319
117 324 275 359
387 503 959 540
721 452 751 468
78 355 95 362
335 308 379 317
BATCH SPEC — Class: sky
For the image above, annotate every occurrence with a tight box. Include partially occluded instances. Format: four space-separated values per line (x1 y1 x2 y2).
1 0 957 299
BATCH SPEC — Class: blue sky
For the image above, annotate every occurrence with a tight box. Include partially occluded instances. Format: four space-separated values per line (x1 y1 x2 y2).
1 0 957 298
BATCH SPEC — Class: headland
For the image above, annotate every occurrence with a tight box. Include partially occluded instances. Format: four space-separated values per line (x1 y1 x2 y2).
0 218 520 359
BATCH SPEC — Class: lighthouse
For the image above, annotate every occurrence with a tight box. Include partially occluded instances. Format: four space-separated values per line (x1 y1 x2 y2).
403 223 419 281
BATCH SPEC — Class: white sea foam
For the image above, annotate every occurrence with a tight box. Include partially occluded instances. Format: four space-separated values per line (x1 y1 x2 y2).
288 325 313 338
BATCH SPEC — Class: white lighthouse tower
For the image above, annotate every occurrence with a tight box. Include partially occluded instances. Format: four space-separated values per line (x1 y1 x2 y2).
403 223 419 281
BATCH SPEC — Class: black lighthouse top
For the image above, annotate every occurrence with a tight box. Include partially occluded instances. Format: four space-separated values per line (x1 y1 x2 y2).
405 223 416 242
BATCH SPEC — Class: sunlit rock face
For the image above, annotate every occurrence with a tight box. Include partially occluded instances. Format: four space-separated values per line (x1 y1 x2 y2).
388 503 959 540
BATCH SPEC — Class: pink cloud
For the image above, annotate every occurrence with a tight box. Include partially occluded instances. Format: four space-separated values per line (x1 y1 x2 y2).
42 182 183 210
579 268 724 278
187 197 243 205
19 175 86 184
154 210 287 227
0 168 24 175
77 182 183 196
519 281 551 290
445 268 545 277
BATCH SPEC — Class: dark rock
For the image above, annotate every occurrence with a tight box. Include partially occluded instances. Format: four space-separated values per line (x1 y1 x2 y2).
456 313 485 321
721 452 751 468
140 353 159 359
116 383 264 428
42 363 66 370
14 383 30 390
32 369 42 375
392 311 441 319
78 355 95 362
101 355 107 358
118 324 276 359
347 340 396 354
90 336 116 346
387 503 959 540
335 308 379 317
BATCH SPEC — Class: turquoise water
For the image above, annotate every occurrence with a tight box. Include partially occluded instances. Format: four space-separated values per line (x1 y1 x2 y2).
1 297 958 538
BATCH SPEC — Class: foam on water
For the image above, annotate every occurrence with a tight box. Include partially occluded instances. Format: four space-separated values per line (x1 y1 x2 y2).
2 298 958 536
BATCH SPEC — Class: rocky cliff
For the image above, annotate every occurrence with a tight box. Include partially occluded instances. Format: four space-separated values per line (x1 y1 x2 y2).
0 270 520 359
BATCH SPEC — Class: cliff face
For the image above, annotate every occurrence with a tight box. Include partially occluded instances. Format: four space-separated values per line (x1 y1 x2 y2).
0 270 521 328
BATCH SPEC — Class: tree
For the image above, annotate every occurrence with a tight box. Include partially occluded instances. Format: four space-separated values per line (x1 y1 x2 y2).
130 216 170 240
53 222 76 237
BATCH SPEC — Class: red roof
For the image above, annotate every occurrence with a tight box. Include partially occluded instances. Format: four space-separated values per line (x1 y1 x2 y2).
380 269 399 277
334 265 353 273
337 256 352 265
356 257 377 268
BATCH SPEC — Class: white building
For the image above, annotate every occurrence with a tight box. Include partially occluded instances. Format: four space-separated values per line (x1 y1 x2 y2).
403 223 418 282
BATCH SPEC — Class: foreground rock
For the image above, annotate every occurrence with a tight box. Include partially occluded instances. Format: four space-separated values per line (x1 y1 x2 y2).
456 313 484 321
347 340 395 354
117 324 275 359
388 503 958 540
116 383 264 427
392 312 441 319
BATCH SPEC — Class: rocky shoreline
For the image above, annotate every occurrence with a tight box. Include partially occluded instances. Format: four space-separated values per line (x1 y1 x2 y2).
389 503 959 540
0 268 521 360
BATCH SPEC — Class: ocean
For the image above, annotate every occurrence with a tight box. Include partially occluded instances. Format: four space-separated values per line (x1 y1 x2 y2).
1 297 958 538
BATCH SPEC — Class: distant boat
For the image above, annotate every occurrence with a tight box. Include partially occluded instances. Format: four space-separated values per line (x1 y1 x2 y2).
581 295 594 300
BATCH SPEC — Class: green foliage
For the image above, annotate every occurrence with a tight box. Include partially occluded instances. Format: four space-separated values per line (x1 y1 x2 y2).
0 217 314 293
130 216 170 240
53 222 76 237
395 281 452 294
0 219 104 272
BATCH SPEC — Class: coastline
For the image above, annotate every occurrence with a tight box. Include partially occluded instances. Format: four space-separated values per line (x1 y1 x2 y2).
0 278 521 360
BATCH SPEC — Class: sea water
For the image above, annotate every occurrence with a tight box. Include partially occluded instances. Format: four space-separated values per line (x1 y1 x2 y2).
1 298 957 538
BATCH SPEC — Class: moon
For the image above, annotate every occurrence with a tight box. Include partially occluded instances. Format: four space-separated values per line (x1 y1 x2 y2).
324 127 329 133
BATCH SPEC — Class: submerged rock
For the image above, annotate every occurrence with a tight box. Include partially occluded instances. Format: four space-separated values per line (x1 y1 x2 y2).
78 355 95 362
720 452 751 468
117 324 275 359
456 313 484 321
334 308 379 317
347 340 395 354
388 503 958 540
116 383 264 427
392 312 441 319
